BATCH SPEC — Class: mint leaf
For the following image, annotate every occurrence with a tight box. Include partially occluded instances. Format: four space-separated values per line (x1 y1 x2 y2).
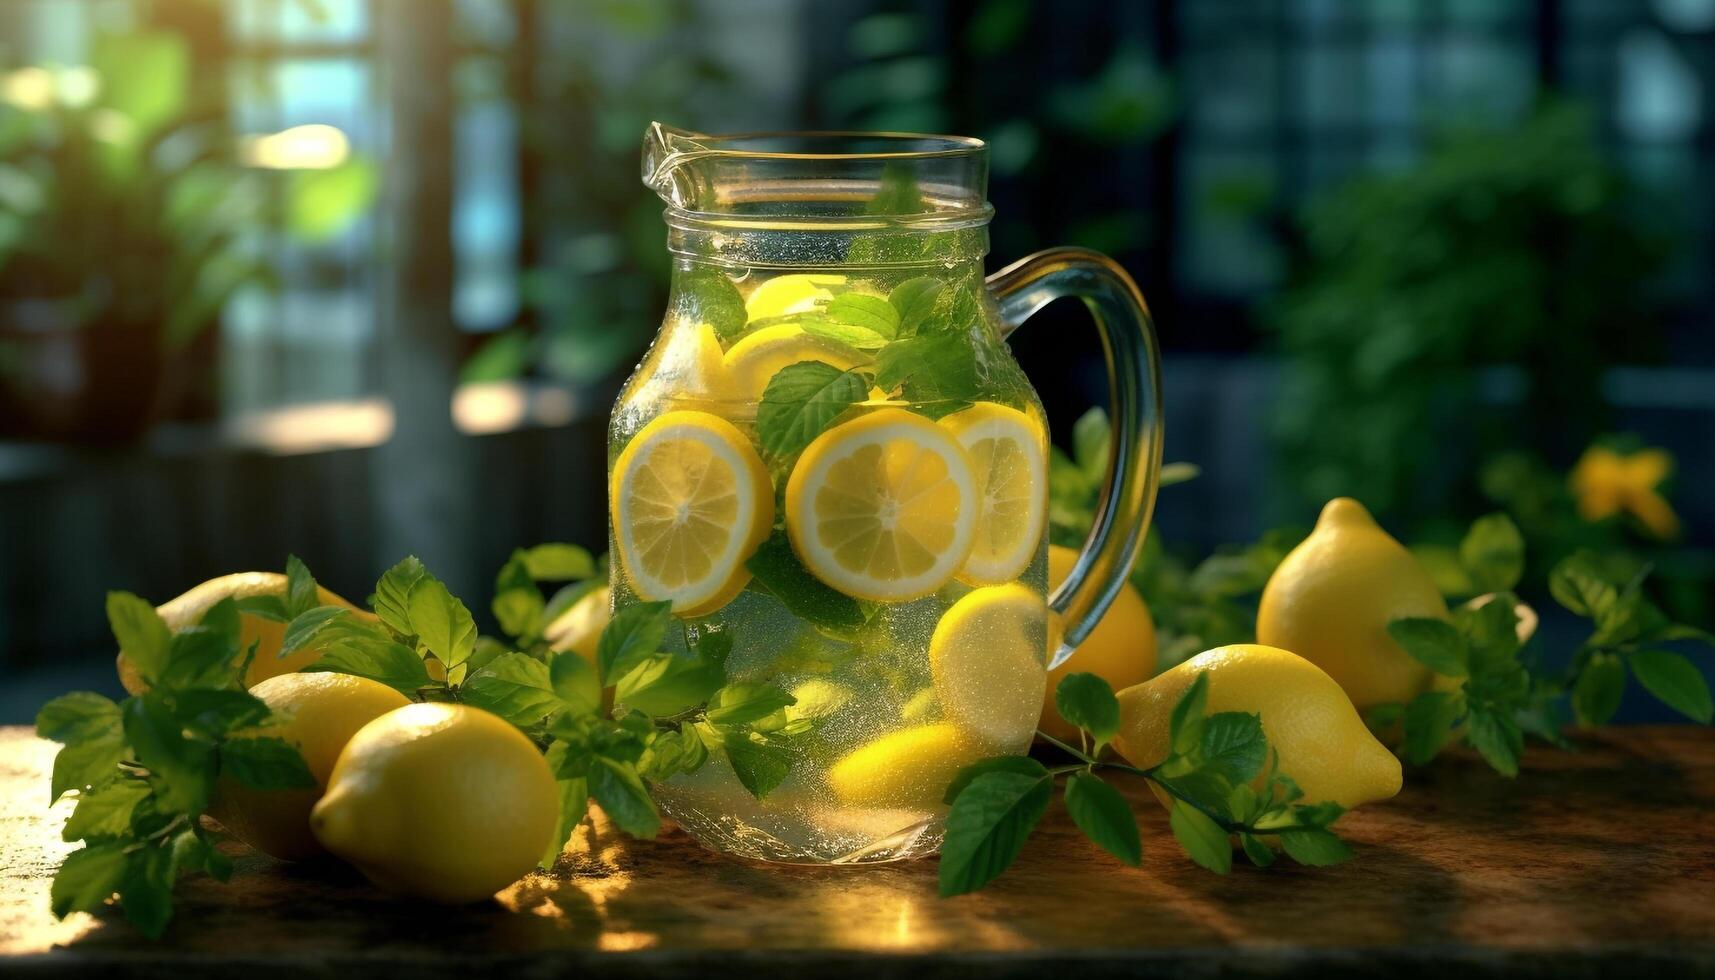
523 543 597 581
1629 650 1713 723
539 775 589 869
49 737 128 805
1072 407 1110 484
1550 554 1617 620
597 600 673 681
757 362 870 457
1168 800 1232 874
279 606 352 660
873 330 982 409
816 293 899 346
678 268 747 342
1200 711 1267 784
108 592 171 685
62 779 150 841
1464 707 1523 777
119 845 175 938
745 533 867 634
220 737 316 791
938 769 1053 897
1239 833 1277 867
615 652 725 717
1168 672 1210 757
1462 598 1522 668
706 682 795 727
1459 514 1524 594
172 689 275 737
372 556 428 637
50 841 129 918
799 314 891 351
123 695 215 814
284 554 320 619
461 652 562 728
1063 771 1141 866
888 276 945 335
1401 690 1463 765
1573 652 1626 726
588 756 660 839
942 755 1049 804
407 575 477 669
158 604 242 691
492 550 545 640
549 650 602 717
37 692 122 745
1387 618 1468 677
1054 672 1120 746
233 594 290 622
723 731 791 800
1276 827 1353 866
303 636 432 696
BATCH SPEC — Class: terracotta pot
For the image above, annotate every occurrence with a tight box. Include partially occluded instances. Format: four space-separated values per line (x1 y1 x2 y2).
0 300 164 444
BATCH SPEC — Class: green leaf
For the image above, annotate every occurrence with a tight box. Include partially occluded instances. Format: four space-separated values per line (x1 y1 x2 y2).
407 575 477 669
597 600 673 681
873 330 982 410
119 844 176 938
1053 673 1120 746
492 551 545 640
1462 597 1522 669
888 276 945 335
1072 407 1111 483
1167 672 1210 757
123 694 215 815
745 533 867 634
1168 800 1232 874
942 755 1050 805
549 650 603 717
302 636 433 696
539 776 589 869
220 737 316 791
1276 828 1354 867
937 769 1053 897
678 268 747 342
170 689 274 738
49 737 128 805
93 32 188 137
158 604 243 691
285 159 377 242
615 652 725 717
1464 707 1523 777
50 841 129 919
62 779 150 842
1387 618 1469 677
1239 833 1276 868
372 557 429 636
233 595 290 622
284 554 320 619
1629 650 1714 723
108 592 171 685
588 756 660 839
1401 690 1464 765
1459 513 1524 593
798 314 892 351
723 731 792 800
523 543 597 581
756 362 871 457
1200 711 1267 784
1063 771 1141 867
1573 652 1626 726
278 606 352 660
461 653 563 728
37 692 122 745
819 293 900 344
1550 554 1617 620
706 682 796 727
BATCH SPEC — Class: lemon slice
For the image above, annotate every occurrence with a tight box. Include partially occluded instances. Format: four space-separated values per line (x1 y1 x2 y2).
930 583 1048 747
943 402 1048 584
743 273 844 321
660 322 731 403
826 722 986 809
722 324 868 402
784 408 978 602
610 410 773 617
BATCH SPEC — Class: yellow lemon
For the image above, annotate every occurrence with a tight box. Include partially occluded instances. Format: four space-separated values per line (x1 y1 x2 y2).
1257 498 1450 709
311 703 557 904
542 585 611 666
743 273 844 321
208 673 410 861
610 411 773 617
721 323 868 401
661 322 732 402
929 584 1047 748
116 573 371 695
1114 644 1401 811
784 408 978 601
942 402 1049 585
1039 544 1156 743
826 722 987 810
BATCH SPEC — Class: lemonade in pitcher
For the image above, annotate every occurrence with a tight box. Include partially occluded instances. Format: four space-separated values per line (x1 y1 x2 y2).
606 125 1163 864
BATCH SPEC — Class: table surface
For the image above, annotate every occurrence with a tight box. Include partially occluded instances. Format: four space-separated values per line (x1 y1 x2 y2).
3 724 1715 978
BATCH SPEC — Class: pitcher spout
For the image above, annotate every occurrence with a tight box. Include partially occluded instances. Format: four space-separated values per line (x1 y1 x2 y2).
641 121 718 209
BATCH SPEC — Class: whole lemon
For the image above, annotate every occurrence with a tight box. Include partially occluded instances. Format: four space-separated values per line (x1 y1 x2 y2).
1039 544 1156 743
117 573 372 694
310 703 557 904
209 673 411 860
542 585 610 665
1257 498 1449 709
1114 644 1401 810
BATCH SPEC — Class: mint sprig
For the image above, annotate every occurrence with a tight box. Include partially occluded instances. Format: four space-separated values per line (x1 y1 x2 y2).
938 671 1353 897
756 362 872 457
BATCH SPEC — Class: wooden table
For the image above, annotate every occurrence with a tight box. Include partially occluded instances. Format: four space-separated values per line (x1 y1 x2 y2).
3 725 1714 977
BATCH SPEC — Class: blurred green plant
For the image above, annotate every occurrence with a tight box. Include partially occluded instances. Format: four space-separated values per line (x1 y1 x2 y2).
0 32 375 350
1268 103 1667 526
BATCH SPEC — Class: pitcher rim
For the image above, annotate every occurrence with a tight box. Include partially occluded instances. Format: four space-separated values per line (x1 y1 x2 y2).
656 129 987 162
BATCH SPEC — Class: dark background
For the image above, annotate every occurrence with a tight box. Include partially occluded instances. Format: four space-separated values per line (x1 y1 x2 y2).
1 0 1711 722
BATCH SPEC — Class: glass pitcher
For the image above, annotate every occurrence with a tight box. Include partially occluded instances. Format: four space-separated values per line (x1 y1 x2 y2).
605 123 1162 864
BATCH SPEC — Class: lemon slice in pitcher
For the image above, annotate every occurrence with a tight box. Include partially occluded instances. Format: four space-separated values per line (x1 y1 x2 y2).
785 408 977 602
743 273 844 321
943 402 1049 585
722 324 868 401
826 722 986 810
929 583 1048 747
610 411 773 617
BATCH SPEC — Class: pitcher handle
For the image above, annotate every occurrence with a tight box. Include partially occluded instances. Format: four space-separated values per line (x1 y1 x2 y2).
986 247 1164 668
